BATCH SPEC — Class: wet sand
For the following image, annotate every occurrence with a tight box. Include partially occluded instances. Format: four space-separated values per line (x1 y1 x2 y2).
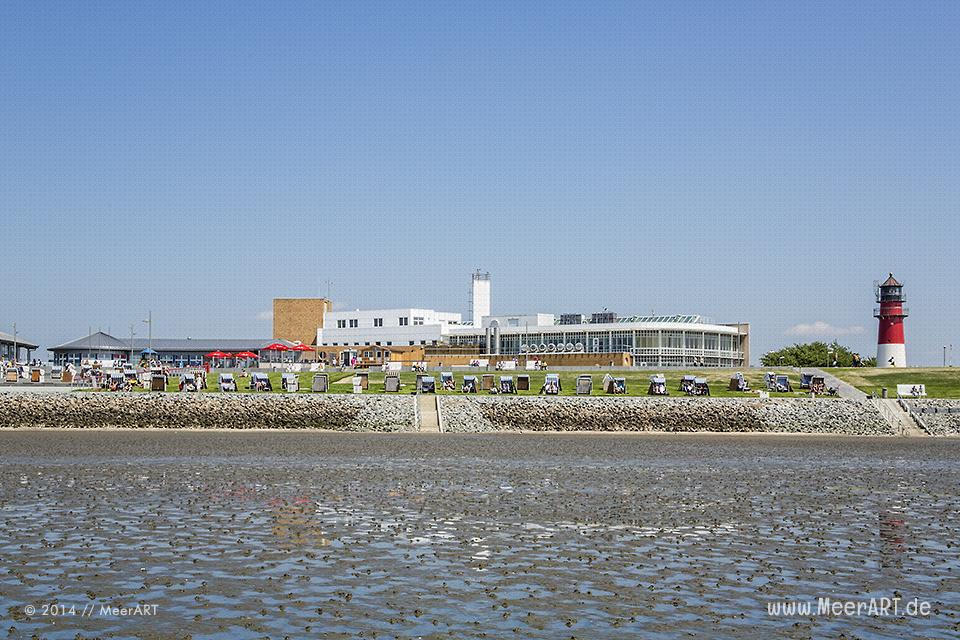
1 431 958 638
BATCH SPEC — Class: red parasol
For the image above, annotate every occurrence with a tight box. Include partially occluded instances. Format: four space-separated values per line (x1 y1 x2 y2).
204 351 229 358
289 344 314 352
261 342 289 364
234 351 259 359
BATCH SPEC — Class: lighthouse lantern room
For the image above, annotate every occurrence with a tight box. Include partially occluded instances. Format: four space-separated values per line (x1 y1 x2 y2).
874 273 908 368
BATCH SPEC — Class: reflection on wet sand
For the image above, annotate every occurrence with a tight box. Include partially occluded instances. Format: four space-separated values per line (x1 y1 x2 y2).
0 431 958 639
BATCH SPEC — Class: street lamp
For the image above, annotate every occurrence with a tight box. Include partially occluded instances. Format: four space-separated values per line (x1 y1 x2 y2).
142 311 152 353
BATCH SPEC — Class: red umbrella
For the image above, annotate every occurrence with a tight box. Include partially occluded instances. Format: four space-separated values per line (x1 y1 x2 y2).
289 343 315 362
205 351 229 358
261 342 289 364
234 351 259 359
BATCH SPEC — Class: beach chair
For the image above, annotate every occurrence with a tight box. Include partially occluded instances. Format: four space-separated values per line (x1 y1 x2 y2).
462 375 478 393
219 373 237 392
150 373 166 392
602 374 615 394
729 372 750 392
481 374 495 391
61 368 74 384
384 374 400 393
312 373 329 392
108 371 125 391
418 376 436 393
648 374 668 396
694 378 710 396
180 372 198 392
517 374 530 391
440 372 455 391
576 375 592 395
499 376 516 394
282 373 299 392
775 375 792 392
613 377 626 394
30 368 43 383
679 375 696 394
810 376 826 394
799 373 813 390
541 373 561 395
50 366 63 380
4 369 17 383
357 372 369 390
250 372 272 391
765 372 777 392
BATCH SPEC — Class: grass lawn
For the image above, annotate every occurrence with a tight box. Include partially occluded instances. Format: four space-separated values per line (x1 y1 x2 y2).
829 367 960 398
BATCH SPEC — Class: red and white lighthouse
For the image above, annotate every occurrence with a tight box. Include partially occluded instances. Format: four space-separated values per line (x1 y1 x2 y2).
874 273 908 368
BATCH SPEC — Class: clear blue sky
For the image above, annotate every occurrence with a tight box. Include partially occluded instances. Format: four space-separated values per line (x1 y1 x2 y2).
2 1 957 364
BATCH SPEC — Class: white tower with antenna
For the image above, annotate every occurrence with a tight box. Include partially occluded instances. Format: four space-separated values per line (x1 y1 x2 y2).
471 271 491 326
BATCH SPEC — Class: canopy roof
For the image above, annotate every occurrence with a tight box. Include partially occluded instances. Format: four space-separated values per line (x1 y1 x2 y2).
50 331 285 353
0 331 39 349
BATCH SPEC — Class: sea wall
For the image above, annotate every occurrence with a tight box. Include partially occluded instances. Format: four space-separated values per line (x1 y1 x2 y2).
0 392 416 431
908 400 960 436
440 396 894 435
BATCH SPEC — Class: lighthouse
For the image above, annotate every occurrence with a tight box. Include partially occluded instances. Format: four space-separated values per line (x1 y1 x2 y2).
874 273 908 368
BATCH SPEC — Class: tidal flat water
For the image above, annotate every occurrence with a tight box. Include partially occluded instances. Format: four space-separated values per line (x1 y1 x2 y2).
1 431 958 639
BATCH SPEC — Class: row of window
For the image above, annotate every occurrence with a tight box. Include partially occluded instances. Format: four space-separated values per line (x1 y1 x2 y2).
335 316 428 329
449 331 741 354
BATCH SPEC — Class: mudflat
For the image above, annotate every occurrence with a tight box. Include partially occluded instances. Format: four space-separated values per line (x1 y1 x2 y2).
1 431 957 638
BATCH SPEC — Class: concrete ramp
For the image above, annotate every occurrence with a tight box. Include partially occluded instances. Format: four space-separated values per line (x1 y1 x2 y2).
874 399 925 436
417 395 441 433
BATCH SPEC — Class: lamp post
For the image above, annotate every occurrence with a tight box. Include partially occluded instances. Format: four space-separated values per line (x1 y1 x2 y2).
11 322 16 364
129 325 137 364
142 311 152 354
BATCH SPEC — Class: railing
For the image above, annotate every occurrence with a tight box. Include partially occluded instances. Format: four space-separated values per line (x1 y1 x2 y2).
898 398 930 434
873 307 909 317
873 399 905 436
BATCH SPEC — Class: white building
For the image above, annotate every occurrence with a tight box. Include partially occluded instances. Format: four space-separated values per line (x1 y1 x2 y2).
314 272 750 366
447 314 748 367
319 308 463 347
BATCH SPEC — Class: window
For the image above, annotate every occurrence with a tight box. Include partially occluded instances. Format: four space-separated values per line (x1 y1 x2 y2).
413 316 425 325
399 317 409 326
349 319 358 328
364 342 370 346
420 340 426 345
373 318 383 327
386 341 392 346
337 320 346 329
375 341 381 346
685 332 703 350
409 341 414 345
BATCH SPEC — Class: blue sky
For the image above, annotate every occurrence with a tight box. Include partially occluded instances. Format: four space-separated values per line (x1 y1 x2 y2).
2 1 957 364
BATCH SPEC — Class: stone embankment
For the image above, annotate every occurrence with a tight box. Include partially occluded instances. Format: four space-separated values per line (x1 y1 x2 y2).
906 400 960 436
440 397 894 435
0 392 415 431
